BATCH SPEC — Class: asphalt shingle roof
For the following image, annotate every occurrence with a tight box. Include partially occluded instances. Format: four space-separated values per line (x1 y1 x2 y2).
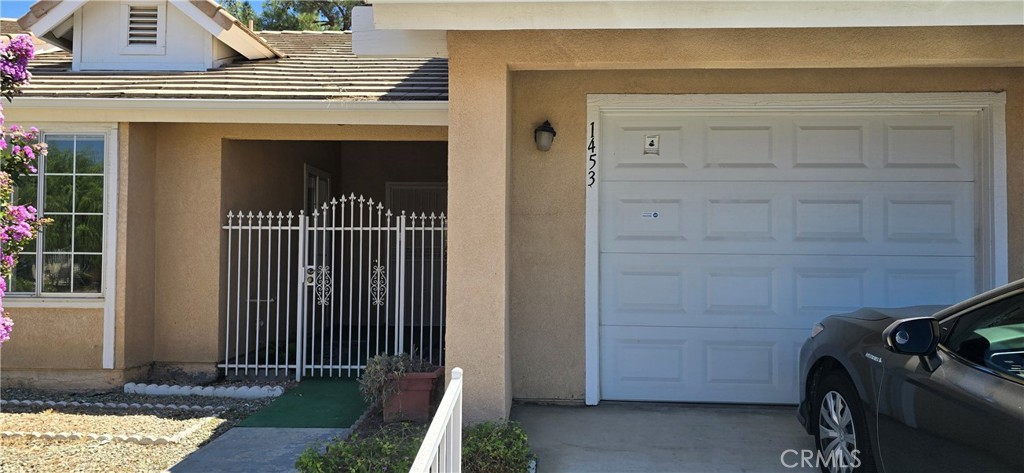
20 31 448 101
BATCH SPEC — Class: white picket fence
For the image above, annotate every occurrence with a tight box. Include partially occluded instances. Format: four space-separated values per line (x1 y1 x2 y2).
220 194 447 380
411 367 464 473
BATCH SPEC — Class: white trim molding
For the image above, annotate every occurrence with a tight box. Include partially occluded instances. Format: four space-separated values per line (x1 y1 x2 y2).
369 1 1024 31
583 92 1009 405
352 6 447 58
167 0 279 60
2 298 106 309
4 98 449 127
103 125 120 370
584 104 600 405
18 0 88 37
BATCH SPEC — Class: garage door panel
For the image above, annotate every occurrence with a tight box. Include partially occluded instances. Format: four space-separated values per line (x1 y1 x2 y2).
883 269 967 307
601 113 974 182
705 267 777 315
601 117 689 173
600 253 975 328
705 122 780 168
794 121 869 168
793 196 867 241
706 197 776 241
883 119 971 169
597 104 979 405
600 181 974 256
601 327 803 403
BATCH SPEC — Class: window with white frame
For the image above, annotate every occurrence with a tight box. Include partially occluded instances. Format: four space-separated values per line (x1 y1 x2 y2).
9 134 106 296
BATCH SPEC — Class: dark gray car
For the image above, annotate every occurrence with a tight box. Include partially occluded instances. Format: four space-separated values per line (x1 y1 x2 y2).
797 279 1024 473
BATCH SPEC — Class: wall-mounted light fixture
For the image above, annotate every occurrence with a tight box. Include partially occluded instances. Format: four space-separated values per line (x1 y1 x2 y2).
534 120 556 152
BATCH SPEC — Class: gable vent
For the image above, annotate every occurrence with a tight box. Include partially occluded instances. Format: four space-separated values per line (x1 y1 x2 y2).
127 6 159 45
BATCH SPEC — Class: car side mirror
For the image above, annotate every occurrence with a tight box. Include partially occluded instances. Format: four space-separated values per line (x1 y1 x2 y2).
883 317 940 356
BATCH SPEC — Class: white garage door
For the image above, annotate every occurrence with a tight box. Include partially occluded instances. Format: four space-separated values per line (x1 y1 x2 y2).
598 110 977 403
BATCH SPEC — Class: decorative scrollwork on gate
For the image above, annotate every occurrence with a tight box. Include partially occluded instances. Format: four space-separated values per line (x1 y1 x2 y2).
315 265 332 306
370 262 387 306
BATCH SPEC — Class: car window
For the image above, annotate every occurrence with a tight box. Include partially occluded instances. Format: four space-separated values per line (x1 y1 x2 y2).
944 292 1024 380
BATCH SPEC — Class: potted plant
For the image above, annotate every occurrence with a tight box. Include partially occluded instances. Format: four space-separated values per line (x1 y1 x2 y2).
359 352 443 423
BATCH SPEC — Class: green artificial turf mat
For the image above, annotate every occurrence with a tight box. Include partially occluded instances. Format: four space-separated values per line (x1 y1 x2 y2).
238 377 366 428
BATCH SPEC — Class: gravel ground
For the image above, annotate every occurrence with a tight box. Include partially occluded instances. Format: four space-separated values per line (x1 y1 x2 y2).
0 386 279 473
1 406 208 438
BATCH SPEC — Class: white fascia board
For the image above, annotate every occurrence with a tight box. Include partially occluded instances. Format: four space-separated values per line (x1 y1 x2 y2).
369 1 1024 30
167 0 276 60
52 16 75 39
352 6 448 57
22 0 86 37
3 98 449 126
214 26 276 59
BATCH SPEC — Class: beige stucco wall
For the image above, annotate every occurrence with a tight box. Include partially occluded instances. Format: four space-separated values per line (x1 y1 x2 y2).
152 124 447 367
339 141 448 203
0 308 104 370
222 140 343 214
445 25 1024 420
221 140 447 214
446 43 514 423
119 122 158 371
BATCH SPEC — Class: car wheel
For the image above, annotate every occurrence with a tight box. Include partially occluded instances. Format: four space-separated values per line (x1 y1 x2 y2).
813 371 876 473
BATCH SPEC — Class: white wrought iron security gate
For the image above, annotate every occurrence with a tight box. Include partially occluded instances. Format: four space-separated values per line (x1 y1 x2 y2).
220 194 447 380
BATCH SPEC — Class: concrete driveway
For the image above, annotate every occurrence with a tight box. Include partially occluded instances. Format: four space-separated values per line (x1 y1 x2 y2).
512 402 818 473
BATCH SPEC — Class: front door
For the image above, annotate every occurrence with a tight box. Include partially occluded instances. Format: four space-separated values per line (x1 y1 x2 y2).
305 164 331 215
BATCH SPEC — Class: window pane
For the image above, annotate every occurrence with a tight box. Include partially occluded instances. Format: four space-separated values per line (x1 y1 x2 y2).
45 175 73 212
75 176 104 213
45 136 74 174
75 215 103 253
26 133 108 296
75 138 104 174
73 254 102 293
13 176 37 207
11 255 36 293
42 253 72 293
44 214 72 252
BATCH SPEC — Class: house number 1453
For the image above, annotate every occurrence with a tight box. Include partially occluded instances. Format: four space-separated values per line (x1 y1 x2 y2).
587 121 597 187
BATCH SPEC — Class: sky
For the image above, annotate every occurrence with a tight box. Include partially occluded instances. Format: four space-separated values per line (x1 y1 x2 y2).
0 1 269 21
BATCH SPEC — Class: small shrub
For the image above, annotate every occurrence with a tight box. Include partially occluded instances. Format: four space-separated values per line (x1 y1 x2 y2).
295 419 534 473
462 421 535 473
295 422 426 473
358 352 436 407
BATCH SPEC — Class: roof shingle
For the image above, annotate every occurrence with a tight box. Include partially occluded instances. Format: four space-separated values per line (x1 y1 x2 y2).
20 31 448 101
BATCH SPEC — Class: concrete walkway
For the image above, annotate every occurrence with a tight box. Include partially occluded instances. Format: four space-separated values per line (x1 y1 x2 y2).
512 403 818 473
168 427 350 473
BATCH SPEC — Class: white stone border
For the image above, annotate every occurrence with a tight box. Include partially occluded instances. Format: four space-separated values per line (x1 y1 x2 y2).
1 399 226 412
0 416 217 445
123 383 284 399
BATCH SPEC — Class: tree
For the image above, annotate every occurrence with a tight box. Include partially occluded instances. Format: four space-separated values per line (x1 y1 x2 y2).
221 0 257 28
257 0 364 31
0 36 48 345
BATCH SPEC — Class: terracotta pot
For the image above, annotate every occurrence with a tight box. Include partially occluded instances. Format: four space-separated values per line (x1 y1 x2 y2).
382 367 444 423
